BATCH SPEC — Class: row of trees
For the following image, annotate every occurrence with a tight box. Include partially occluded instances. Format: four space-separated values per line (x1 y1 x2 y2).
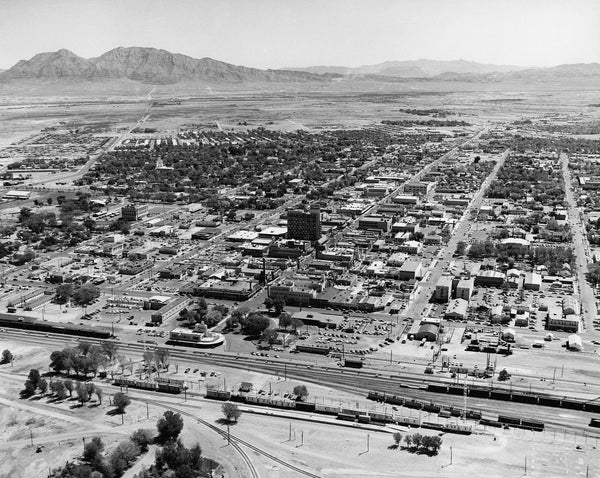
55 283 101 306
50 342 118 377
392 432 443 456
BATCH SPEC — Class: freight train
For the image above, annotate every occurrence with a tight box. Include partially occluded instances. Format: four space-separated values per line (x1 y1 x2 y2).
113 376 183 394
367 390 544 432
205 389 472 434
0 314 112 339
426 383 600 413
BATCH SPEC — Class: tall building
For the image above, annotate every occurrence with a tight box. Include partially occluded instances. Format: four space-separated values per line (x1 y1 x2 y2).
121 203 149 221
287 208 321 241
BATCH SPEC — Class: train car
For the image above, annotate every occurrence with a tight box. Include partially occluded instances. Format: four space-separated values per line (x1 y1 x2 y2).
422 421 444 431
489 390 511 401
341 408 362 418
520 419 544 432
438 410 451 418
367 391 386 402
337 412 356 422
511 393 538 405
385 395 405 406
498 415 521 426
157 383 182 394
269 398 296 409
466 410 482 420
422 402 441 414
404 400 423 410
427 384 449 394
205 389 231 401
358 415 371 424
538 396 561 408
561 399 585 410
370 412 394 423
315 403 341 415
468 387 490 399
589 418 600 428
448 386 464 396
396 416 420 427
444 423 473 435
584 403 600 414
245 394 261 405
479 418 503 428
296 401 316 412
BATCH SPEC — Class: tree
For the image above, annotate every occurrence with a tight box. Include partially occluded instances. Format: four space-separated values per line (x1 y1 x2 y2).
21 380 36 397
108 439 140 476
27 369 41 389
240 313 271 336
263 297 274 311
64 378 74 397
455 241 467 256
278 312 292 330
38 378 48 395
1 349 13 364
55 284 74 303
221 402 241 423
131 429 154 452
261 328 279 345
273 297 286 315
47 197 53 206
404 434 413 449
95 386 103 404
393 432 402 446
72 284 100 306
113 392 131 413
498 369 511 381
156 410 184 444
293 384 309 401
101 341 119 364
83 436 105 463
153 348 170 369
76 381 90 404
290 317 304 333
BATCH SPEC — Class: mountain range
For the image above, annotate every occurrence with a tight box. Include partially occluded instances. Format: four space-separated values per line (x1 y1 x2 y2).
283 59 527 77
0 47 335 84
1 47 599 86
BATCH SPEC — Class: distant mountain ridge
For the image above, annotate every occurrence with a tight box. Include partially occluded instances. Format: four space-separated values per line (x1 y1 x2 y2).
284 59 527 77
1 47 599 86
0 47 336 84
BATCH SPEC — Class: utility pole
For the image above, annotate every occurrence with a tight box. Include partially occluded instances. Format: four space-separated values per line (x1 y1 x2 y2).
30 430 33 447
524 456 527 475
366 434 370 453
227 424 230 445
289 422 292 441
450 446 453 465
146 402 149 419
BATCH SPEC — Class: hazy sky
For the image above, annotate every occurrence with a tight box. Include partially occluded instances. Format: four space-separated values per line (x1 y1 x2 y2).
1 0 599 69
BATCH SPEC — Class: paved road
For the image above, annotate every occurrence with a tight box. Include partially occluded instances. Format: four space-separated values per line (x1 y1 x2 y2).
561 152 597 335
402 147 507 321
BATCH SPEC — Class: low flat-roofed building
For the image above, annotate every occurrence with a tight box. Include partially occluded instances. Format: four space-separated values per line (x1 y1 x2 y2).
3 190 31 200
523 272 541 291
358 215 392 232
474 270 505 287
398 260 423 280
445 298 468 320
226 230 259 242
398 240 423 255
547 310 580 333
404 181 434 196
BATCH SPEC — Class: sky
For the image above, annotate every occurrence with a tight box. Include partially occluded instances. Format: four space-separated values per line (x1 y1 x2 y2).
0 0 599 70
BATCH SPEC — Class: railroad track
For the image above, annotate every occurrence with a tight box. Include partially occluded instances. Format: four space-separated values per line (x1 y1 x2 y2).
142 396 322 478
